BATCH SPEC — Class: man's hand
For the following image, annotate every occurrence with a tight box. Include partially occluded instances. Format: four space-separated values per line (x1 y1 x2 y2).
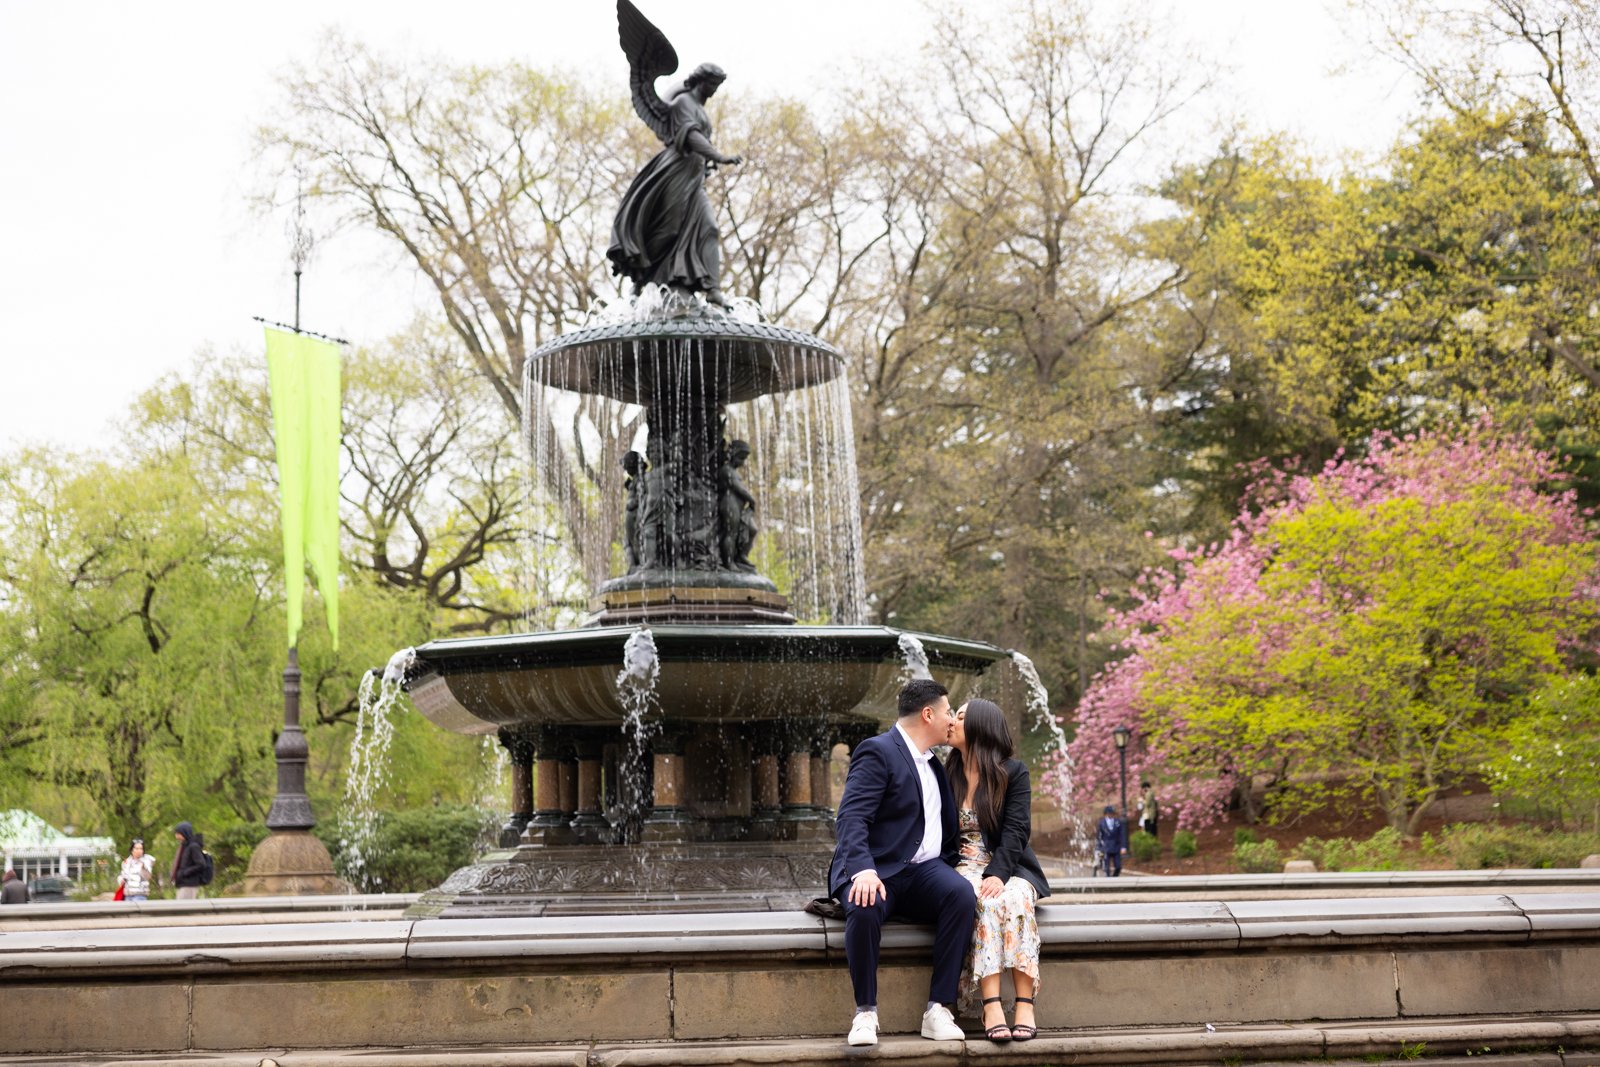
848 869 886 907
978 875 1005 899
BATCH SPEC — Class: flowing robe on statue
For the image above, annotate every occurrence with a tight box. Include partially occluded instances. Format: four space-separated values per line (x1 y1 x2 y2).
607 92 722 292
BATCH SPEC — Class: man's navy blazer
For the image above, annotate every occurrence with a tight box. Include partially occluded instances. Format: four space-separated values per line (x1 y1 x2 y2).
828 726 960 898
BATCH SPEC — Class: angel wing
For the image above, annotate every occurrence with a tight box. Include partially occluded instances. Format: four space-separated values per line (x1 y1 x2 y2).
617 0 679 144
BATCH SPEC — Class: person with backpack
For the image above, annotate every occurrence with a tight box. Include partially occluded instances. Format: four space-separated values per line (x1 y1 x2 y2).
171 822 209 899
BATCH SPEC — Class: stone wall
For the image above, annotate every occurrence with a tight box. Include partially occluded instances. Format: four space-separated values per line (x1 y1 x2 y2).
1 893 1598 1054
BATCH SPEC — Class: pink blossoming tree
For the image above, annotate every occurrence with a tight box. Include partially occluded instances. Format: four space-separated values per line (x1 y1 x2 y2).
1045 423 1600 834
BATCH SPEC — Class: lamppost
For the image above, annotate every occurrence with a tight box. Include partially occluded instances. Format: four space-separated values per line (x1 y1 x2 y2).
1111 724 1131 818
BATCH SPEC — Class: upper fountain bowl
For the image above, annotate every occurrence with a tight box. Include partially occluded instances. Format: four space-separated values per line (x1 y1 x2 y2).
528 309 843 406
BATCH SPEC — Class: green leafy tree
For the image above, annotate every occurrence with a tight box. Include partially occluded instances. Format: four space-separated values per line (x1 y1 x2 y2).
1485 673 1600 831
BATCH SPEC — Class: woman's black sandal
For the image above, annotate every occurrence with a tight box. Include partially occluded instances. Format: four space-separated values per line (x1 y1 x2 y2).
982 996 1012 1042
1011 996 1037 1041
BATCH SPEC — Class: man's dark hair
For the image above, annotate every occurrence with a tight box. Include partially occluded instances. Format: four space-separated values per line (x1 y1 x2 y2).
1140 781 1151 790
897 678 949 719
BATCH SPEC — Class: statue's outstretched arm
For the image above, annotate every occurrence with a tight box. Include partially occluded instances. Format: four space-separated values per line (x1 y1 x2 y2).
682 128 742 167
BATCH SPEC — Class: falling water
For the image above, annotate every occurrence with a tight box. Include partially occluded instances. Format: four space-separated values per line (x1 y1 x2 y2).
1013 651 1069 758
1011 650 1092 876
615 626 661 844
520 288 866 626
473 735 511 852
340 646 416 890
897 632 932 682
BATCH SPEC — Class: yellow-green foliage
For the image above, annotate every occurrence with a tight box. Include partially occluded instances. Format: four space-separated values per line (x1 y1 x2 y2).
1424 823 1600 870
1484 674 1600 832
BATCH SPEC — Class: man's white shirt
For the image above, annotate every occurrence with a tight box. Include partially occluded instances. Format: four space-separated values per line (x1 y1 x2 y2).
896 721 943 865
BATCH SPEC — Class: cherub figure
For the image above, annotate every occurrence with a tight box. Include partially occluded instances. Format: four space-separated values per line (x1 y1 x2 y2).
718 439 757 572
621 450 645 570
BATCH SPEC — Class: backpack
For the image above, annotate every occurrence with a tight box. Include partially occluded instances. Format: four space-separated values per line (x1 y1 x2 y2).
196 834 215 886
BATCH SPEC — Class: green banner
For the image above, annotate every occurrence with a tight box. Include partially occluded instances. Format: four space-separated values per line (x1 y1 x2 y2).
265 328 342 650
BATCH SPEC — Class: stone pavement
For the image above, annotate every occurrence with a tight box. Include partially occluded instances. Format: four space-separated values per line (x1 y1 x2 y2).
1 1015 1598 1067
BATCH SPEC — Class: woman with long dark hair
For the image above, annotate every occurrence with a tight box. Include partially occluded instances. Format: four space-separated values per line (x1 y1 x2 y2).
944 698 1050 1042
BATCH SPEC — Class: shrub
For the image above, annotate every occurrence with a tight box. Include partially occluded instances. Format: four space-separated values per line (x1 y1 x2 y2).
329 805 495 892
1294 827 1408 872
1427 823 1600 870
210 822 273 889
1233 837 1282 873
1172 830 1198 858
1234 827 1259 847
1129 830 1160 862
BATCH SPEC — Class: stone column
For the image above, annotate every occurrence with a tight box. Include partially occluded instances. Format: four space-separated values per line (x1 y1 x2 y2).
810 729 835 823
497 726 536 848
642 723 693 843
749 724 782 841
570 730 611 843
780 720 831 841
558 741 578 820
727 734 753 816
522 727 571 847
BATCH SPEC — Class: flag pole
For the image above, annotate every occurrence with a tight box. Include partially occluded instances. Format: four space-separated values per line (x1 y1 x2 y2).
245 174 342 895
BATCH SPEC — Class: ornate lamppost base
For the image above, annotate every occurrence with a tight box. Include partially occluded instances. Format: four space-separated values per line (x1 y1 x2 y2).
240 830 349 896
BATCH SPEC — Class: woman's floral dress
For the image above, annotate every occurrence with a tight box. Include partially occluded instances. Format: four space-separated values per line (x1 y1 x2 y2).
955 807 1041 1013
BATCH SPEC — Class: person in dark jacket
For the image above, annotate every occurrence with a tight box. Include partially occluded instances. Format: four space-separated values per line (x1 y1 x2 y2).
1 868 28 904
829 678 975 1047
171 822 205 899
1096 805 1128 877
945 698 1051 1043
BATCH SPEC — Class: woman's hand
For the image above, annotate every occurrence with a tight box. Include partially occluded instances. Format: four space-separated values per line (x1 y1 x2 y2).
979 875 1005 899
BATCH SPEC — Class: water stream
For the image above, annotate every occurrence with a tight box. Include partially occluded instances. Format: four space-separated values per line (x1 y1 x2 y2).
1010 650 1091 875
339 646 417 890
614 626 661 845
896 632 932 682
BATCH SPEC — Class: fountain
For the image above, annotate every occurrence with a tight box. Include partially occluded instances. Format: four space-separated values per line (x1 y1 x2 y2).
396 0 1023 918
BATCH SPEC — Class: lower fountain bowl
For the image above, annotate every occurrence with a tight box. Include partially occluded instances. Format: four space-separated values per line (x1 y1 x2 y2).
403 624 1015 732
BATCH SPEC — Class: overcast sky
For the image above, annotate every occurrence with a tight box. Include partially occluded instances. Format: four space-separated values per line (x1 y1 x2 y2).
0 1 1416 453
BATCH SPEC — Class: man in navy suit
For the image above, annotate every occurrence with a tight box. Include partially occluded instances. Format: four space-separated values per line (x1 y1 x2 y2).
1096 805 1128 877
830 678 976 1046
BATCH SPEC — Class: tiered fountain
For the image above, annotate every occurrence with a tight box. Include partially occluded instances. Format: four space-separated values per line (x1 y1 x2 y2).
398 0 1022 917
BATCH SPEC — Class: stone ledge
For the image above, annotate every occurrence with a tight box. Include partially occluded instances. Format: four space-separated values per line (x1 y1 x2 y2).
1 1014 1597 1067
1057 869 1600 893
5 892 1599 976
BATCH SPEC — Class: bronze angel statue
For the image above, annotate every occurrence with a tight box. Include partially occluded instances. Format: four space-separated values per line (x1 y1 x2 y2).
607 0 743 309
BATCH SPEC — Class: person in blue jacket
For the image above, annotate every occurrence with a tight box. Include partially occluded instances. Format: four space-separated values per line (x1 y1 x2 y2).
829 678 976 1047
1096 805 1128 877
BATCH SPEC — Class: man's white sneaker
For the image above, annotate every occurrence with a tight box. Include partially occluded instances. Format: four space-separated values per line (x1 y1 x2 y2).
920 1003 964 1040
847 1010 879 1046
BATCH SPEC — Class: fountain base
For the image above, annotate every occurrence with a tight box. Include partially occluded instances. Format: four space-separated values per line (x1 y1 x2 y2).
407 839 833 917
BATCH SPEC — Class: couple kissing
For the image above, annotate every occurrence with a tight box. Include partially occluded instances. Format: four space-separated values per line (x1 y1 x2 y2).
828 678 1050 1046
